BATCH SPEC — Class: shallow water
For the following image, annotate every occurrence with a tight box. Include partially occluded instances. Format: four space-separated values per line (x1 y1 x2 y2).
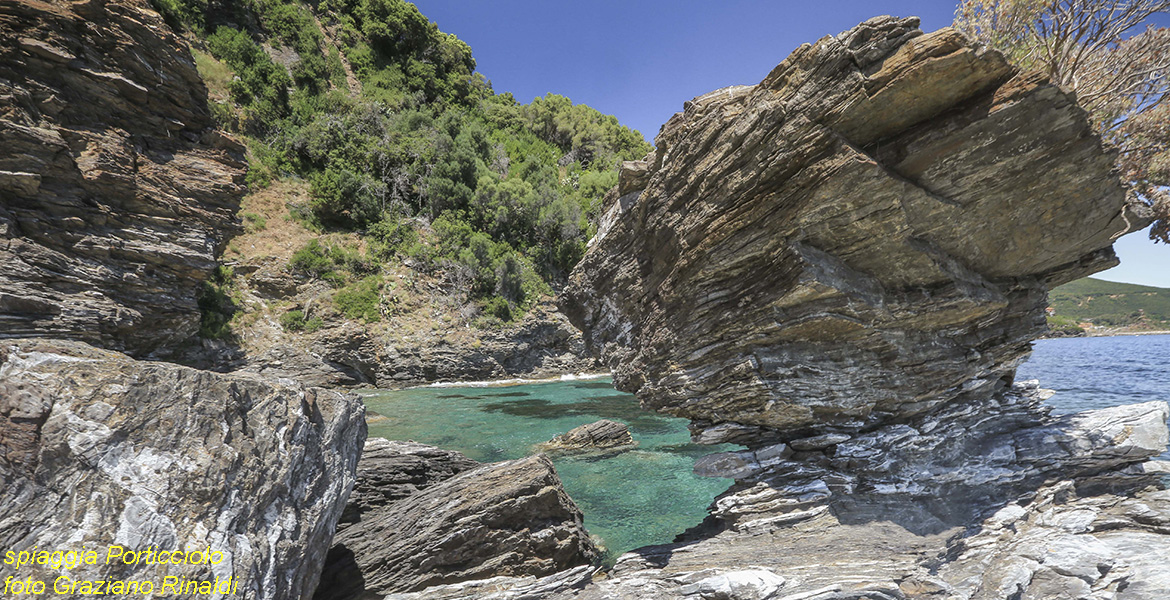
1018 333 1170 460
362 335 1170 560
363 379 738 561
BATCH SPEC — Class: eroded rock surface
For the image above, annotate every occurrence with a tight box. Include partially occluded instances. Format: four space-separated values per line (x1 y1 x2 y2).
315 443 598 599
0 338 366 600
538 419 637 454
561 16 1144 438
0 0 246 356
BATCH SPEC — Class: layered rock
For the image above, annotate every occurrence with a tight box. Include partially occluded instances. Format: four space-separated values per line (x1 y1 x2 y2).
238 300 597 388
538 419 637 454
0 338 366 600
0 0 246 357
315 441 598 599
561 16 1144 438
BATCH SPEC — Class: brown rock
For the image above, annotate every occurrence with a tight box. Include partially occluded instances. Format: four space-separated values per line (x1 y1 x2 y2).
538 419 637 454
315 452 598 599
0 0 246 357
561 16 1142 439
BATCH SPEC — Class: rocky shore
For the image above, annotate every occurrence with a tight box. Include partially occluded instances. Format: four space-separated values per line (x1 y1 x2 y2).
1 3 1167 600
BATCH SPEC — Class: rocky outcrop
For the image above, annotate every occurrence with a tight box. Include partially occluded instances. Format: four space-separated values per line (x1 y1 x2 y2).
532 14 1170 600
561 16 1144 439
0 338 366 600
337 438 480 527
538 419 637 454
238 300 598 388
315 442 598 599
0 0 246 357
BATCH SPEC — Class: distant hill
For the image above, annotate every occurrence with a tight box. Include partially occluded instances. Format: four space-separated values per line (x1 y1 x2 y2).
1047 277 1170 333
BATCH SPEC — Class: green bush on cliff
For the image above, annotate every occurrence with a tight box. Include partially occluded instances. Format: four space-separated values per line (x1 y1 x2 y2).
334 275 384 322
180 0 650 329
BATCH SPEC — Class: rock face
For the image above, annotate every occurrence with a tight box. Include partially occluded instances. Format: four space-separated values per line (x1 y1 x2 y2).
538 419 637 454
337 438 480 526
561 16 1143 438
315 441 598 599
238 300 598 388
0 0 246 357
0 338 366 600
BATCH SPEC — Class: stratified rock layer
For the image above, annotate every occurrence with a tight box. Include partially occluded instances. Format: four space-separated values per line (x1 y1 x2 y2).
561 16 1141 437
0 0 246 356
0 339 366 600
538 419 637 454
315 441 598 599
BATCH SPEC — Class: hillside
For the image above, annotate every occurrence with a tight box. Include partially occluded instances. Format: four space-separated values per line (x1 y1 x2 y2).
1047 277 1170 335
148 0 653 382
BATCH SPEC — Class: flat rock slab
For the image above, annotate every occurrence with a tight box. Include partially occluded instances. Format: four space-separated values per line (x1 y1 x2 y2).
0 338 366 600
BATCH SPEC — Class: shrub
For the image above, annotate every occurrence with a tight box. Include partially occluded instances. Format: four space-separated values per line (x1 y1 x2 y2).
289 239 334 277
241 211 267 233
197 265 237 339
334 275 383 322
281 309 324 332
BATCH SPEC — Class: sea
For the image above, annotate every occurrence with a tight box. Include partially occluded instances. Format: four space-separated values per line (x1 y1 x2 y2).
364 334 1170 560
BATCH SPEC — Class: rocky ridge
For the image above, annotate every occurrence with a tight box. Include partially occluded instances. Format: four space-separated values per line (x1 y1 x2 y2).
0 338 366 600
0 0 246 357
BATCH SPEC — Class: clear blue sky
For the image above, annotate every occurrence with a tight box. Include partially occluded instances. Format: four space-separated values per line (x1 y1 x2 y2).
413 0 1168 287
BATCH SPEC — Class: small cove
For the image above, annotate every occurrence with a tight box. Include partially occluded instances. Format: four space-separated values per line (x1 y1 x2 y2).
363 377 739 561
364 334 1170 560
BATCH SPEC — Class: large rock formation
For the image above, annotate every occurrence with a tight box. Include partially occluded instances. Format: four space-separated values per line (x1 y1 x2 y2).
0 338 366 600
315 440 599 599
0 0 246 357
528 15 1170 600
561 16 1145 439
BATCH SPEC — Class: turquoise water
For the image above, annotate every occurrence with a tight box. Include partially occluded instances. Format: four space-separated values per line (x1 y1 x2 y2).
363 378 737 561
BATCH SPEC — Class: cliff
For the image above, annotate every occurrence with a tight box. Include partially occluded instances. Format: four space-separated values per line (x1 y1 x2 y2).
0 0 245 357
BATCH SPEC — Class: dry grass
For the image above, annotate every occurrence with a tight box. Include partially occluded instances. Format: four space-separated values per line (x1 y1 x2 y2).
225 181 322 262
192 48 233 102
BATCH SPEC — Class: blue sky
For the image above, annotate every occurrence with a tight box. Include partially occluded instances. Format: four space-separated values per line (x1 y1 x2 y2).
413 0 1168 287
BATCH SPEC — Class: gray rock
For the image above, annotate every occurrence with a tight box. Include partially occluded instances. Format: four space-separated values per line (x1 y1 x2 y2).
315 452 598 599
339 438 480 528
0 338 366 600
538 419 637 454
0 0 246 357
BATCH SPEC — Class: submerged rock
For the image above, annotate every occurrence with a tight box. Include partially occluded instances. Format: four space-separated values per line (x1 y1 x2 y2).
0 338 366 600
538 419 637 454
561 16 1145 438
315 443 598 599
0 0 246 357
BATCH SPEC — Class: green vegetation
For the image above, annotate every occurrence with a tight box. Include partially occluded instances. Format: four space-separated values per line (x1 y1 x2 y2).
179 0 649 335
280 309 324 332
1048 277 1170 329
196 265 239 339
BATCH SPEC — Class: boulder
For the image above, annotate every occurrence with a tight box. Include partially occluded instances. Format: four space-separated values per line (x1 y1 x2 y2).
560 16 1144 438
538 419 636 454
315 448 598 599
0 338 366 600
0 0 246 357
